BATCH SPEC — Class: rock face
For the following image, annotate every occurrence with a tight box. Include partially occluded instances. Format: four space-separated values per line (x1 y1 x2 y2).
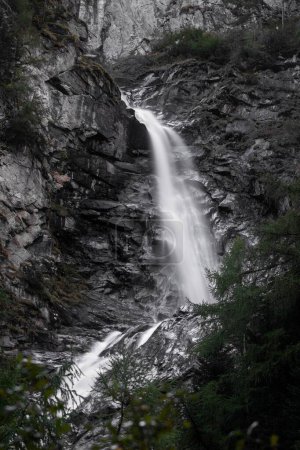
65 46 300 449
0 0 161 351
78 0 300 61
1 0 203 351
115 54 300 254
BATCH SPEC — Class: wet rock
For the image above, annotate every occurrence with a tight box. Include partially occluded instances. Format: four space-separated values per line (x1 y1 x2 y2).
0 335 16 349
0 9 159 351
219 194 236 212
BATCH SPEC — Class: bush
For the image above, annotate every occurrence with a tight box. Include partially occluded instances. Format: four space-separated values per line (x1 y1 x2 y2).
94 345 179 449
261 21 300 57
3 94 44 145
0 0 46 147
152 20 300 66
153 28 225 60
0 0 71 147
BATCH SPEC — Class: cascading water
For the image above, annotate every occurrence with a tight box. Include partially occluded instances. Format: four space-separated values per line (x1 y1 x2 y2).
67 324 164 407
135 109 217 305
66 107 217 406
68 331 123 407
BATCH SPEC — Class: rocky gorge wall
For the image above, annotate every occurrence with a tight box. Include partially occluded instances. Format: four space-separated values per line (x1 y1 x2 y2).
0 0 210 353
69 47 300 449
79 0 300 60
0 0 161 352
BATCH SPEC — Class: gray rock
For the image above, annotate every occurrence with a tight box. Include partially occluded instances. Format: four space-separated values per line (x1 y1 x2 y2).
78 0 299 61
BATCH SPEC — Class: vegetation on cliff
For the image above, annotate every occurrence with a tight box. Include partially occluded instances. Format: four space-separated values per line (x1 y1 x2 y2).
152 19 300 67
0 0 78 145
0 0 43 144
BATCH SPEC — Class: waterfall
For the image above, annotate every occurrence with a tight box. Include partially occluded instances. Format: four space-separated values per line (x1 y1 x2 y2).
135 109 217 305
66 107 218 406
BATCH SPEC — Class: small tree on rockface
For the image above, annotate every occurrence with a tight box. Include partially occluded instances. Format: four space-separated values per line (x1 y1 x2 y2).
94 345 179 449
0 0 44 145
96 345 152 435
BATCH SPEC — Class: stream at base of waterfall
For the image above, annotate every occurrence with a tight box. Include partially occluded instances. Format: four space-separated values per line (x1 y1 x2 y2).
68 108 218 408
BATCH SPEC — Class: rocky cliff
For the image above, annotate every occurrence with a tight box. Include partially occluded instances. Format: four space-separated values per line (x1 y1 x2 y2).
69 46 300 450
0 0 157 352
79 0 299 60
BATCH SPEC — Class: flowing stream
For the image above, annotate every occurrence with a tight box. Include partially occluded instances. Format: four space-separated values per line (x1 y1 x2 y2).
69 108 217 407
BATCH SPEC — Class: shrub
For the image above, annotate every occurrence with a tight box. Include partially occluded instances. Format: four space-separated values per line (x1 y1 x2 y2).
0 0 44 146
153 28 225 60
0 0 71 147
3 94 44 145
94 345 179 449
152 19 300 66
225 19 300 67
261 20 300 57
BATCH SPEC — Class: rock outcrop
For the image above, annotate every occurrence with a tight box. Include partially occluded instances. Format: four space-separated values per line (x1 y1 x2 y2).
79 0 300 61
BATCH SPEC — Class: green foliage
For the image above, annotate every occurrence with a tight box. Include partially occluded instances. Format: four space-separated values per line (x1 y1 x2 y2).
261 20 300 57
0 0 73 146
0 354 79 449
227 19 300 68
22 262 88 307
0 0 46 146
3 91 44 145
94 346 179 449
153 19 300 66
0 287 31 334
183 180 300 449
153 28 224 60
